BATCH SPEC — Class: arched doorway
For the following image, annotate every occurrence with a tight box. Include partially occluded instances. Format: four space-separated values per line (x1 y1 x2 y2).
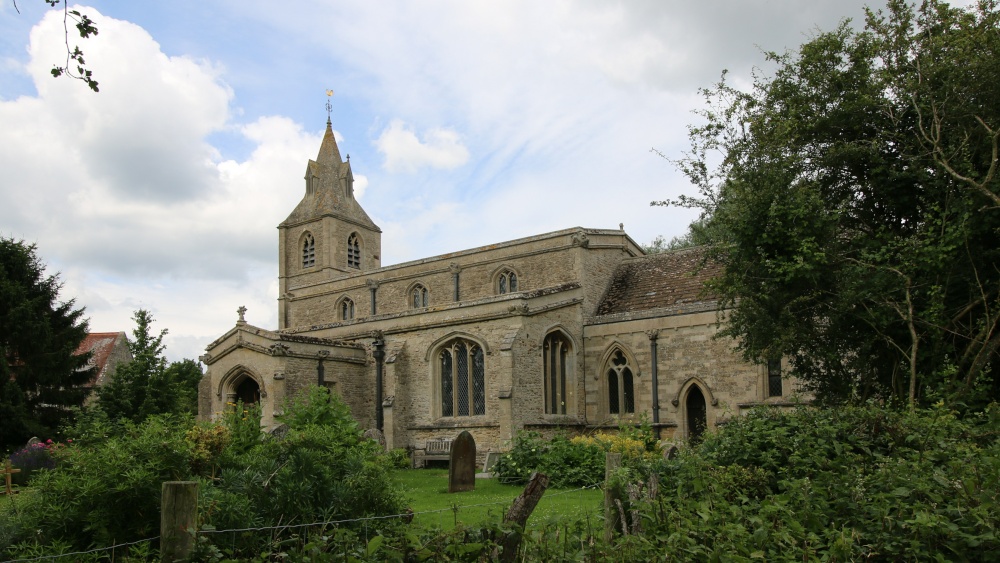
235 377 261 406
686 386 707 444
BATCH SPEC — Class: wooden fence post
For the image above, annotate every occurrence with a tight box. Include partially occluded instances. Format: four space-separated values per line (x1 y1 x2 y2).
494 471 550 563
161 481 198 563
604 452 623 542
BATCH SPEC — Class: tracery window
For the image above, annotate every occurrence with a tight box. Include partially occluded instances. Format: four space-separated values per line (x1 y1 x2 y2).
767 358 783 397
302 233 316 268
543 333 571 414
411 284 428 308
439 339 485 417
341 297 355 321
347 233 361 269
497 269 518 294
606 348 635 415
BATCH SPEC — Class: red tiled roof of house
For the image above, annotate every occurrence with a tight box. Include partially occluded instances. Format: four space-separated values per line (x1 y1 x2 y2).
595 247 722 316
75 332 127 386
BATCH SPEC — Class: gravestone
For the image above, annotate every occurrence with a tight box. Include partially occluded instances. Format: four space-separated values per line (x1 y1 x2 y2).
363 428 387 450
448 431 476 493
268 423 290 441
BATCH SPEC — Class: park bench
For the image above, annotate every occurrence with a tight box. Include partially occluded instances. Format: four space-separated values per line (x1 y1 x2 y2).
414 438 452 468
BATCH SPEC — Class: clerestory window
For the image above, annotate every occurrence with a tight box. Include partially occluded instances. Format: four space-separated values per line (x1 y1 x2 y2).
411 284 428 308
347 233 361 269
341 297 355 321
606 348 635 415
438 339 486 417
302 233 316 268
497 269 518 294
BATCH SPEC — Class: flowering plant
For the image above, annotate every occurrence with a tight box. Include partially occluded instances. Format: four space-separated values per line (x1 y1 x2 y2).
8 438 71 472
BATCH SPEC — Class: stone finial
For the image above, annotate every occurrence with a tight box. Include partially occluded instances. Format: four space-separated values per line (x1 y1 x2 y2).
237 306 247 324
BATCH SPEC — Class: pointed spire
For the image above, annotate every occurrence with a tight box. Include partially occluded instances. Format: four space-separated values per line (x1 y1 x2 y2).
316 119 343 165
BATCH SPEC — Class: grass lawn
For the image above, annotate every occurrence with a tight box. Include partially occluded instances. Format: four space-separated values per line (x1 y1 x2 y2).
394 469 603 531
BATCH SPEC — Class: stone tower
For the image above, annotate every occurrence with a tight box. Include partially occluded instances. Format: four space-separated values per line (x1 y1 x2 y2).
277 120 381 329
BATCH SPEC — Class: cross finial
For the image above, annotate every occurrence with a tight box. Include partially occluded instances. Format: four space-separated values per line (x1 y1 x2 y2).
325 89 334 124
237 305 247 324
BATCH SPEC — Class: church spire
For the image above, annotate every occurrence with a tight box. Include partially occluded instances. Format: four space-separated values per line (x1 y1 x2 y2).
317 89 343 164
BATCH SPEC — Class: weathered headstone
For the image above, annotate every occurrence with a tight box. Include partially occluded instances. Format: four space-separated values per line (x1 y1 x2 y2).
268 423 290 441
448 430 476 493
483 451 501 473
363 428 387 450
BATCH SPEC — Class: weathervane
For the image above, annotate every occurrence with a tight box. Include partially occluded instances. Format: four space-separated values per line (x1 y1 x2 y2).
325 89 334 123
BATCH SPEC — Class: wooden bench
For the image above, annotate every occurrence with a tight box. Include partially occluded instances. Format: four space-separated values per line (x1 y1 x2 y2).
414 438 452 468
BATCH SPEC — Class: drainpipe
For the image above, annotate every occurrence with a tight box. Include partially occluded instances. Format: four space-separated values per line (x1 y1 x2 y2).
317 350 329 386
647 330 661 439
372 331 386 432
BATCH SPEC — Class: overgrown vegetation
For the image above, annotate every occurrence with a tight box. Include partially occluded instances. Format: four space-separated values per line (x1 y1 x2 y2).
0 387 405 560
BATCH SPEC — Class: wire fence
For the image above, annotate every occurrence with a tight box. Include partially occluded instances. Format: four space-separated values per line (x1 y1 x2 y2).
3 481 605 562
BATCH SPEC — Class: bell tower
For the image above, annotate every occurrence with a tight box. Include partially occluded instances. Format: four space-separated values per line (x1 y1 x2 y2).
277 105 382 329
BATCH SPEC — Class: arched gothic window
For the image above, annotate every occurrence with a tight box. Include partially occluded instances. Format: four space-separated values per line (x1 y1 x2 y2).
606 348 635 415
302 233 316 268
341 297 355 320
411 284 428 308
439 339 485 417
543 333 571 414
347 233 361 269
497 269 518 294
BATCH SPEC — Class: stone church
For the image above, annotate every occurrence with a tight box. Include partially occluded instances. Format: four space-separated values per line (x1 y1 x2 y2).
198 118 802 459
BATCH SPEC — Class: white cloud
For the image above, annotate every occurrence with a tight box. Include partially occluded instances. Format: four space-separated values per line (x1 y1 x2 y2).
375 119 470 173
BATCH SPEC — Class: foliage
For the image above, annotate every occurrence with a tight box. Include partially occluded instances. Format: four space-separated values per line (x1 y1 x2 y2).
7 438 68 475
661 0 1000 409
1 387 405 560
0 238 92 452
614 405 1000 561
96 310 202 423
494 425 661 488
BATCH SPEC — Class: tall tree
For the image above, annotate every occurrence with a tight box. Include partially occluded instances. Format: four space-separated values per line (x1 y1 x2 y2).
96 309 168 422
0 238 92 449
665 0 1000 409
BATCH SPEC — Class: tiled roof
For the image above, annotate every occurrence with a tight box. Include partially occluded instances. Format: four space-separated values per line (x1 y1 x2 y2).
595 247 721 316
75 332 127 385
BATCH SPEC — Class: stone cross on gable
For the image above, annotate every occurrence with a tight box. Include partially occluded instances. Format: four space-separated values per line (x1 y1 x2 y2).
237 306 247 324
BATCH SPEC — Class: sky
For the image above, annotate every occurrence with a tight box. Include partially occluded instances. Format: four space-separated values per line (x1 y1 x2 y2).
0 1 966 363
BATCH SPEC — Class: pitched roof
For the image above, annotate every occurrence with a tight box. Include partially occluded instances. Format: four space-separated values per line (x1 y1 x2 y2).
75 332 130 386
595 247 721 316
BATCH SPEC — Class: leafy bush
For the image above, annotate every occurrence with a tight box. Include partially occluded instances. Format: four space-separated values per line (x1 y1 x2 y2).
1 387 405 561
494 431 608 488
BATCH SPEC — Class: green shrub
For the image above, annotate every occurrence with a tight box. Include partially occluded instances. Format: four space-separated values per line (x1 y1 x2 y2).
494 431 606 488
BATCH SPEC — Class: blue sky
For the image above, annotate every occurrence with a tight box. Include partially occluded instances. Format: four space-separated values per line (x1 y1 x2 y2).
0 1 955 362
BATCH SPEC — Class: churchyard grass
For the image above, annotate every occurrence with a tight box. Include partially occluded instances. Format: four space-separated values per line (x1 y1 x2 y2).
394 468 602 531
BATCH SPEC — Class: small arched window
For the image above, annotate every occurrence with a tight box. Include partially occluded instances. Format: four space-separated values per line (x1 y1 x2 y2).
411 284 428 308
347 233 361 269
606 348 635 415
497 269 518 294
341 297 355 321
302 233 316 268
439 338 485 417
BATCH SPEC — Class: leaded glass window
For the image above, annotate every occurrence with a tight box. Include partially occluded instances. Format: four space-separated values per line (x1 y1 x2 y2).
347 233 361 269
606 349 635 415
302 233 316 268
341 298 354 320
439 339 485 417
767 358 783 397
411 284 428 308
543 333 570 414
497 269 518 294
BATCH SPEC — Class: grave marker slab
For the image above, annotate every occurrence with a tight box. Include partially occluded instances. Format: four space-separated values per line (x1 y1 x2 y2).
448 431 476 493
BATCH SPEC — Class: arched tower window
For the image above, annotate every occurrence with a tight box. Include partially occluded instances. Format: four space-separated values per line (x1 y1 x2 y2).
302 233 316 268
605 348 635 415
340 297 355 320
438 338 485 417
411 284 428 308
497 269 518 294
543 332 571 414
347 233 361 269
